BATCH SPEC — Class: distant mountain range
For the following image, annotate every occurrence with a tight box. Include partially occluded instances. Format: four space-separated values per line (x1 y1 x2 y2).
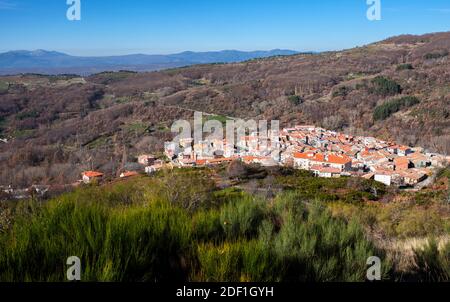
0 49 299 75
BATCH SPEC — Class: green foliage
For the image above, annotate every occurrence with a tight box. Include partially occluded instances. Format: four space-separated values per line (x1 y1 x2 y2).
101 202 193 281
441 167 450 206
190 79 208 86
204 114 230 127
0 117 6 136
196 201 389 282
270 202 387 281
332 86 350 98
395 210 446 238
288 95 302 105
436 167 450 180
373 96 420 121
0 199 192 282
370 76 402 96
329 193 449 240
12 129 35 139
396 64 414 71
123 122 150 136
47 74 80 83
0 203 13 233
424 51 449 60
94 71 137 84
192 209 224 242
196 239 273 282
16 110 40 121
220 197 266 239
275 169 384 203
146 168 218 210
0 174 391 282
412 240 450 282
0 81 9 94
0 169 447 282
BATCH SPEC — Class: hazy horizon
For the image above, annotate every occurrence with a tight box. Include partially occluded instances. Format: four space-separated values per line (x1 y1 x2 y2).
0 48 302 57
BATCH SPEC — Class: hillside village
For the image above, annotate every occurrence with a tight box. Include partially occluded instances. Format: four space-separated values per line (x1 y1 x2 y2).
160 125 449 188
1 32 450 202
2 124 449 200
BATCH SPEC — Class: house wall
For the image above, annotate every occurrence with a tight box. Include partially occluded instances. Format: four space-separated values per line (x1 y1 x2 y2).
294 158 310 170
82 175 91 184
374 174 392 186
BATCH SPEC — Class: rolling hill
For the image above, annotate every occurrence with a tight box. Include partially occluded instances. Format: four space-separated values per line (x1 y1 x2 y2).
0 31 449 187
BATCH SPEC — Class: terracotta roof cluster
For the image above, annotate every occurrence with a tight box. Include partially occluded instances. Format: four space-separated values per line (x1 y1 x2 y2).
164 124 446 187
294 152 351 165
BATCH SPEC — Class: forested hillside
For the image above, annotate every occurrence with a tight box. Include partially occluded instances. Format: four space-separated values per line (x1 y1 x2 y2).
0 32 449 187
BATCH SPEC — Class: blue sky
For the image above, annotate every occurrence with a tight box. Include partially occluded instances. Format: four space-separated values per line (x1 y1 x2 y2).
0 0 449 56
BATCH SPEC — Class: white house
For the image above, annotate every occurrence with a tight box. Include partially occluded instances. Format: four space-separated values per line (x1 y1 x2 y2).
138 154 156 166
374 174 392 186
82 171 104 184
397 146 412 157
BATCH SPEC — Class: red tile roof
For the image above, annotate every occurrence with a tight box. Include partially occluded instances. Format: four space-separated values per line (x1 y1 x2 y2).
121 171 139 178
82 171 104 178
294 152 351 165
326 154 352 165
394 157 410 165
293 152 315 159
195 159 208 166
398 146 411 151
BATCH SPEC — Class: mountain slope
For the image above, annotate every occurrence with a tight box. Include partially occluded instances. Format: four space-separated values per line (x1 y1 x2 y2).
0 32 449 187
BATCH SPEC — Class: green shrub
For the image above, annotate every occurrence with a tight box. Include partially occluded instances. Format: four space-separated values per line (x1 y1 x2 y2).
1 172 444 282
332 86 350 98
196 242 243 281
370 76 402 96
396 64 413 71
373 96 420 121
100 202 193 282
146 168 217 210
16 110 40 121
0 81 9 94
0 199 192 282
270 202 390 281
0 200 110 281
272 191 307 220
396 211 445 238
192 209 225 242
424 51 449 60
204 114 230 127
196 200 391 282
412 240 450 282
220 196 266 240
288 95 303 106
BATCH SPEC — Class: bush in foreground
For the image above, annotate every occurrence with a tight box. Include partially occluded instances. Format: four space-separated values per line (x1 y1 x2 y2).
0 180 389 282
